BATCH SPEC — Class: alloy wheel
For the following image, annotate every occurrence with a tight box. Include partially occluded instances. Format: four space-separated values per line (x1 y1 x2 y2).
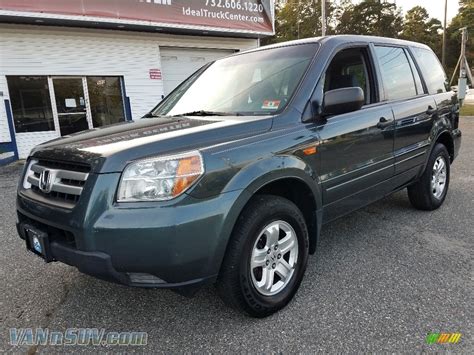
250 220 299 296
431 156 447 199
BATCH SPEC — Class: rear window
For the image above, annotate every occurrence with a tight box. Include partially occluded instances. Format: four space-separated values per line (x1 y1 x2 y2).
411 47 448 94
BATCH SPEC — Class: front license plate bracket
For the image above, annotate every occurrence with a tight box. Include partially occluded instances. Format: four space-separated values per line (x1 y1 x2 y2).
24 225 54 262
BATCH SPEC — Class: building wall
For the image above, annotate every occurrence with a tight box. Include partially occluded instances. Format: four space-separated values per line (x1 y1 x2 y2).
0 24 258 158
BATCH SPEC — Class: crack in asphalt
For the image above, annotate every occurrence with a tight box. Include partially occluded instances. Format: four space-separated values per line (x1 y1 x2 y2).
26 279 71 354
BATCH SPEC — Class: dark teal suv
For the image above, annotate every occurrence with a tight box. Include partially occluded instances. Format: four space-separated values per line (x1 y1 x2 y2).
17 36 461 317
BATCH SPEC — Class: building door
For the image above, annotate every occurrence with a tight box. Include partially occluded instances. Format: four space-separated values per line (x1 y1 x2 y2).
52 78 90 136
160 47 235 96
7 75 127 158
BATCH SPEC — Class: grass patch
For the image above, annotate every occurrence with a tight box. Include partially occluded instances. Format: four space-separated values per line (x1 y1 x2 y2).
460 104 474 116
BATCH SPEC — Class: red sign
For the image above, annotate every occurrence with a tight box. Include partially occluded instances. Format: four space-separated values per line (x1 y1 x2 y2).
149 69 162 80
0 0 274 35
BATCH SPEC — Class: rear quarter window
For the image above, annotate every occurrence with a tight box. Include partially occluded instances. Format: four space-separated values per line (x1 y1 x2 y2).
411 47 449 94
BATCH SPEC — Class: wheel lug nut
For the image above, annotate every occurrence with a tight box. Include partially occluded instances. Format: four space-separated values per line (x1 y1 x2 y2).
272 263 276 269
274 245 278 250
267 249 271 254
266 260 270 266
277 254 281 259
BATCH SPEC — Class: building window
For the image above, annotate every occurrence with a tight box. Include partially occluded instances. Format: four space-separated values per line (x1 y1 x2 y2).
87 76 125 127
7 76 54 133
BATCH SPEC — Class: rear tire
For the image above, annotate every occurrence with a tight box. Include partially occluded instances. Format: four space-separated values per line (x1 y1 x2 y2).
216 195 309 317
407 143 450 210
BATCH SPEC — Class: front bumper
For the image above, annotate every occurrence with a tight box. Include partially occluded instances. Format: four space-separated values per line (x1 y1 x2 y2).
17 172 249 292
17 224 213 293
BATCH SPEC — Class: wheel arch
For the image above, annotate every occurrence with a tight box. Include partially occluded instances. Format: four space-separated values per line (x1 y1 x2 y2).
435 131 455 163
216 156 322 281
420 129 455 178
251 177 320 254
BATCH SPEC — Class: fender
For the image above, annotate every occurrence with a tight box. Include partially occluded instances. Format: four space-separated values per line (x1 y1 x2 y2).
421 128 455 176
223 154 322 209
418 105 456 177
212 155 323 276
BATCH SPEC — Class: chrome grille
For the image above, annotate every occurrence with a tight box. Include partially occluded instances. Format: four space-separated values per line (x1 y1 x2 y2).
23 159 90 208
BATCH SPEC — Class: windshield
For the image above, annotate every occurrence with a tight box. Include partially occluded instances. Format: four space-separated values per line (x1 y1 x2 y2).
152 43 318 117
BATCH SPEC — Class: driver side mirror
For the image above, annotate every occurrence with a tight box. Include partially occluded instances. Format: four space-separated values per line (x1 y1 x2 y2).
321 87 364 116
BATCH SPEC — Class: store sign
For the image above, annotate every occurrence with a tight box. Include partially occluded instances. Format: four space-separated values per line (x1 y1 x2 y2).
149 69 162 80
0 0 274 35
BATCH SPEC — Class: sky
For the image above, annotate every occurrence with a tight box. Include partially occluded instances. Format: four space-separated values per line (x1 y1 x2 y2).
386 0 460 24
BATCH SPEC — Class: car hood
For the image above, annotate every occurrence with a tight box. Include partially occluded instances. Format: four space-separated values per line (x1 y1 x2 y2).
30 116 272 173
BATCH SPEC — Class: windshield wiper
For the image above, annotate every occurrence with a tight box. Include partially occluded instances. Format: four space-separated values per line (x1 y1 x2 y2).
171 110 238 117
142 112 171 118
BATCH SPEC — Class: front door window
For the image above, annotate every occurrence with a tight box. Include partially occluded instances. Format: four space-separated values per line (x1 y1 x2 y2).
52 78 89 136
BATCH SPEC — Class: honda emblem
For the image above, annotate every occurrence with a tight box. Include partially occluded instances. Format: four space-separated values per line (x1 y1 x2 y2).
39 170 53 193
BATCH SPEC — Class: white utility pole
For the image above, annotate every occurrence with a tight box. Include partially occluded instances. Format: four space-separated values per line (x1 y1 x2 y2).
297 0 300 39
321 0 326 36
442 0 448 67
450 27 473 105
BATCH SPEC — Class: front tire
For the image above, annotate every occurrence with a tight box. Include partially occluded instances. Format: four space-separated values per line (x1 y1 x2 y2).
407 143 450 210
216 195 309 317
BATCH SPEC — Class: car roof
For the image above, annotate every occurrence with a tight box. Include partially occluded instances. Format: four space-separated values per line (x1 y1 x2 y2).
240 35 432 55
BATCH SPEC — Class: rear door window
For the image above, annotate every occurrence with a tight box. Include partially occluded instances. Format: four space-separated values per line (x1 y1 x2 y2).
411 47 448 94
374 46 417 101
406 52 424 95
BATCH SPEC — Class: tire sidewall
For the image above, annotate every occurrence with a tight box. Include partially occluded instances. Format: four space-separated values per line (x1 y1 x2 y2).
238 203 309 315
426 145 450 207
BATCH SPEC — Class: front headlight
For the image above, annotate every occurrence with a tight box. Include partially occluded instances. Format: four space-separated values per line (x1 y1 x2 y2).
117 151 204 202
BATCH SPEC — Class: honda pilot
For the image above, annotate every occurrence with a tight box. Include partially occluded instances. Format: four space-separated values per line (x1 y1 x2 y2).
17 35 462 317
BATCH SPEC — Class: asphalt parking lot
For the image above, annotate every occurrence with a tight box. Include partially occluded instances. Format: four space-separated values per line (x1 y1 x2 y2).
1 118 472 353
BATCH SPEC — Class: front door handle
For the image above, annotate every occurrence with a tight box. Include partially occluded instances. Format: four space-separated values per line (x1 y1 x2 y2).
377 117 393 129
426 106 436 115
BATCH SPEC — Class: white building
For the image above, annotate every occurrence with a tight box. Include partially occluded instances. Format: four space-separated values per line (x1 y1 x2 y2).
0 0 274 163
